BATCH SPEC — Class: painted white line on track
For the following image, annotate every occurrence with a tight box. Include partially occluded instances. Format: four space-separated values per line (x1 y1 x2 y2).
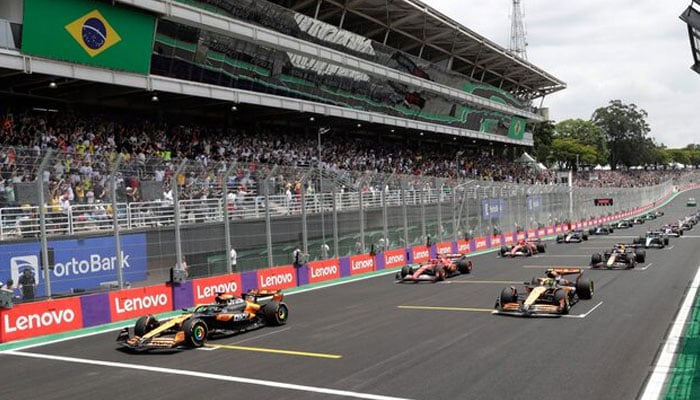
4 351 415 400
639 263 654 271
562 301 604 319
680 235 700 238
639 264 700 400
532 255 590 258
522 265 589 269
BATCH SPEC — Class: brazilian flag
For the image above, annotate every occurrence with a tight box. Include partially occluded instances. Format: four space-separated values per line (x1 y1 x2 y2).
22 0 155 74
508 116 527 140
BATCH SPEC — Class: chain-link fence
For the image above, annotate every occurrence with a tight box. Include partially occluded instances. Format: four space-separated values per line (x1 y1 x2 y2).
0 147 688 300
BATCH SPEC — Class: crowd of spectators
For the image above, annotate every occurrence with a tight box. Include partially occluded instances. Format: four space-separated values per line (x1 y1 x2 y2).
0 107 691 212
573 170 686 188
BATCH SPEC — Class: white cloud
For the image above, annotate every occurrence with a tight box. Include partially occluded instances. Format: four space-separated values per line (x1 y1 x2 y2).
422 0 700 147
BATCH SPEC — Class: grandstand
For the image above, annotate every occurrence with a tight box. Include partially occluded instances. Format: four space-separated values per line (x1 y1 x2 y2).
0 0 581 297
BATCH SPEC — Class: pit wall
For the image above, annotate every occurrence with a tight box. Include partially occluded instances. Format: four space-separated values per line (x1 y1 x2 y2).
2 184 697 343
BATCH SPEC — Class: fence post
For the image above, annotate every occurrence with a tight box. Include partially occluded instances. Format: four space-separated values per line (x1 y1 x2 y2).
38 149 53 298
110 154 124 289
223 162 237 273
173 160 187 273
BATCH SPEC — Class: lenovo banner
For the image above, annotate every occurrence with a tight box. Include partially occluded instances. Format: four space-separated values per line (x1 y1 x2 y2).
384 249 406 269
517 232 526 241
349 254 375 275
308 259 341 284
1 297 83 342
109 285 172 322
257 265 297 290
491 235 502 247
436 242 453 255
474 236 489 251
504 233 514 245
191 274 242 305
456 240 470 253
411 246 430 263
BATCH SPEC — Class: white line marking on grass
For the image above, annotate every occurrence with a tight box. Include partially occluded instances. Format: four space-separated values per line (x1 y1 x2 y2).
639 265 700 400
4 351 415 400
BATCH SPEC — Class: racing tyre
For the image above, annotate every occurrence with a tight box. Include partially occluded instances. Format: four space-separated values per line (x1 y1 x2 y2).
556 235 563 243
537 243 546 253
183 318 208 347
576 279 594 300
664 237 669 246
456 258 472 274
262 301 289 326
635 250 646 263
433 266 446 281
399 265 411 279
499 287 517 307
500 245 507 257
554 289 570 314
634 237 643 245
591 253 602 265
583 234 588 241
134 315 160 337
588 228 595 235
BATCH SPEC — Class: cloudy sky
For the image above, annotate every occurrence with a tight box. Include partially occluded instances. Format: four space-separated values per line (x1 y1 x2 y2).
422 0 700 148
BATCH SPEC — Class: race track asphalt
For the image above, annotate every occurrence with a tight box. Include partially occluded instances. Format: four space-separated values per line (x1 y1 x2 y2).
2 189 700 400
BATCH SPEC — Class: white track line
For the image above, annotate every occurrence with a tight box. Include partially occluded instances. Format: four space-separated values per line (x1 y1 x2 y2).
639 264 700 400
562 301 604 319
4 351 415 400
639 263 654 271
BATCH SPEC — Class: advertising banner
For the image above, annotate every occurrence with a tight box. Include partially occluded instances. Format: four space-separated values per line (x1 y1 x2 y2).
109 285 172 322
0 234 147 298
491 235 502 247
191 273 242 305
435 241 453 255
349 254 375 276
411 246 430 263
482 198 506 219
22 0 155 73
256 265 297 290
1 297 83 342
383 249 406 269
456 240 470 253
307 259 341 284
474 236 489 251
504 233 514 245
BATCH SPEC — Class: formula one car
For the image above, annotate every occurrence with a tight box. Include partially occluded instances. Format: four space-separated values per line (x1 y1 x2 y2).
613 219 633 229
588 224 614 235
631 216 645 225
662 224 685 237
116 290 288 352
632 231 669 248
556 229 588 243
642 213 657 221
590 244 645 269
396 253 473 282
499 238 546 257
494 268 594 317
688 197 697 207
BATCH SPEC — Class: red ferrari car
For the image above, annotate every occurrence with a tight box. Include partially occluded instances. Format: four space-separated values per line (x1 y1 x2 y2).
500 238 546 257
396 253 473 283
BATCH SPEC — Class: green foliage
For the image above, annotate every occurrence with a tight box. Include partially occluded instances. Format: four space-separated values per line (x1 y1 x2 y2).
591 100 651 170
532 120 556 167
550 137 597 170
555 119 609 165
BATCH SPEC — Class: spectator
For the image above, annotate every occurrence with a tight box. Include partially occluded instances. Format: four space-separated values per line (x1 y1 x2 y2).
18 267 36 301
230 247 237 272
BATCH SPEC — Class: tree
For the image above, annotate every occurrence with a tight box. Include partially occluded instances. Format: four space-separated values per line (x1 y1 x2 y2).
532 120 555 167
555 119 608 165
591 100 651 170
550 137 597 171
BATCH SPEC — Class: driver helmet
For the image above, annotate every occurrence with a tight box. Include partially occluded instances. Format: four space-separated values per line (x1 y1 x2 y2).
616 244 626 252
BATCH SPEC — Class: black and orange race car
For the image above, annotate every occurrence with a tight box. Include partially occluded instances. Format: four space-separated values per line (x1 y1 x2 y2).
116 290 288 352
494 268 594 317
499 238 546 257
395 253 473 283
